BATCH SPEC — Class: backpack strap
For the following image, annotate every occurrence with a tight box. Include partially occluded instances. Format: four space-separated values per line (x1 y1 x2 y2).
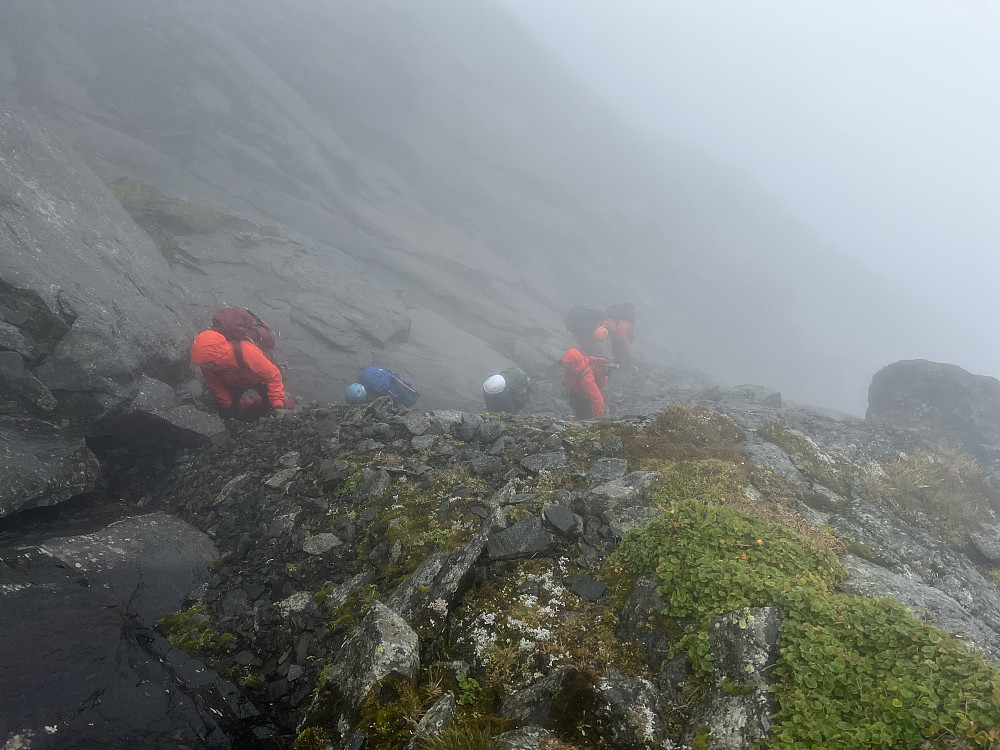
232 339 247 370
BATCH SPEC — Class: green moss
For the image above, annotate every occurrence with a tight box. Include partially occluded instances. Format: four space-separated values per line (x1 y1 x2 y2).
334 469 362 498
354 675 422 749
313 587 333 605
613 499 1000 749
839 535 878 563
692 724 712 750
154 602 236 659
757 422 853 497
292 727 330 750
721 677 753 696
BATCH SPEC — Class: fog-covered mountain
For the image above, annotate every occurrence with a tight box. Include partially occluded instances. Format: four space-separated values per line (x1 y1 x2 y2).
0 0 924 413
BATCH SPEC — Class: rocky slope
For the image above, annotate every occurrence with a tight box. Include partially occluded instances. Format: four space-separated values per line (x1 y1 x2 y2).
0 0 936 415
11 362 999 750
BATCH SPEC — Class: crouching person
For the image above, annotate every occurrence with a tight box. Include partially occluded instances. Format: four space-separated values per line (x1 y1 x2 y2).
482 366 531 414
191 330 295 420
561 348 611 419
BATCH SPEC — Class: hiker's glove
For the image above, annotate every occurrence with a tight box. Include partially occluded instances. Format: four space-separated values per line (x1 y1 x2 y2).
271 407 290 419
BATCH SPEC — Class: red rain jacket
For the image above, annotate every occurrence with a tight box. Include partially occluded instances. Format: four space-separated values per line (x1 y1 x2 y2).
561 348 605 418
190 330 287 410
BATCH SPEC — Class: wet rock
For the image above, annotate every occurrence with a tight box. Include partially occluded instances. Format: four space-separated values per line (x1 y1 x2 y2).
402 412 432 436
617 576 673 673
587 457 628 486
541 503 582 536
265 467 300 489
405 694 456 749
713 384 782 408
572 471 660 518
302 533 342 555
487 517 555 561
429 410 464 433
687 607 781 750
411 435 438 451
388 533 489 638
602 506 660 536
355 468 390 500
603 435 625 458
470 454 505 476
562 572 607 601
304 601 419 727
597 668 664 749
970 521 1000 565
499 666 596 725
0 350 56 414
458 413 483 441
476 419 504 443
520 451 569 473
95 375 224 446
0 415 103 518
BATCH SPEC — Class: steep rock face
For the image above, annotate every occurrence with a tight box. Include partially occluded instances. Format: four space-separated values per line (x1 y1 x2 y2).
0 103 194 414
867 359 1000 482
0 101 201 514
0 0 930 414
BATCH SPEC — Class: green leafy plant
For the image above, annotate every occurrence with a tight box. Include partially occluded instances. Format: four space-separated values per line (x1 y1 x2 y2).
456 674 481 706
613 498 1000 749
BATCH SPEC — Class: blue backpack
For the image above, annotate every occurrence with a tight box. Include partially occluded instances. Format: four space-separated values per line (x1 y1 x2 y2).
360 366 420 408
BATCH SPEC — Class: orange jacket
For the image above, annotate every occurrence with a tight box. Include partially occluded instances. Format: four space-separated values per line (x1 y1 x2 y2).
190 330 287 409
561 348 604 417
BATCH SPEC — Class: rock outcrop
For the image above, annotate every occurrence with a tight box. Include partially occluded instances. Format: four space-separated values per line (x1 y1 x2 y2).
867 359 1000 483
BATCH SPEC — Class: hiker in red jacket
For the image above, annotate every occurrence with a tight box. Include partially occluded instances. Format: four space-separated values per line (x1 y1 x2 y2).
191 330 294 420
561 347 608 418
607 302 637 367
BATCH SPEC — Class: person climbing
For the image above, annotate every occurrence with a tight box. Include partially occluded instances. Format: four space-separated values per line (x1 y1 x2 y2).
564 304 605 350
191 329 294 420
586 316 618 357
482 366 531 414
352 365 420 407
607 302 637 367
560 347 613 418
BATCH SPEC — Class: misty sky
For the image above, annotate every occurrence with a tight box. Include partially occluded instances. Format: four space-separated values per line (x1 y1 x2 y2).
502 0 1000 381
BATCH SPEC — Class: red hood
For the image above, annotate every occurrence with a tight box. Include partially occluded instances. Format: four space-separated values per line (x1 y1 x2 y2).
561 348 587 373
191 330 235 366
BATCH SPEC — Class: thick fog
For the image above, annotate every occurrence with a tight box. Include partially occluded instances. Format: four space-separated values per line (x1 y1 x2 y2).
502 0 1000 394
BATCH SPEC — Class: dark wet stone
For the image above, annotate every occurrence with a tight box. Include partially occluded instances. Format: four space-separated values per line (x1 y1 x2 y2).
487 517 554 561
562 573 607 601
587 457 628 486
541 503 582 536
